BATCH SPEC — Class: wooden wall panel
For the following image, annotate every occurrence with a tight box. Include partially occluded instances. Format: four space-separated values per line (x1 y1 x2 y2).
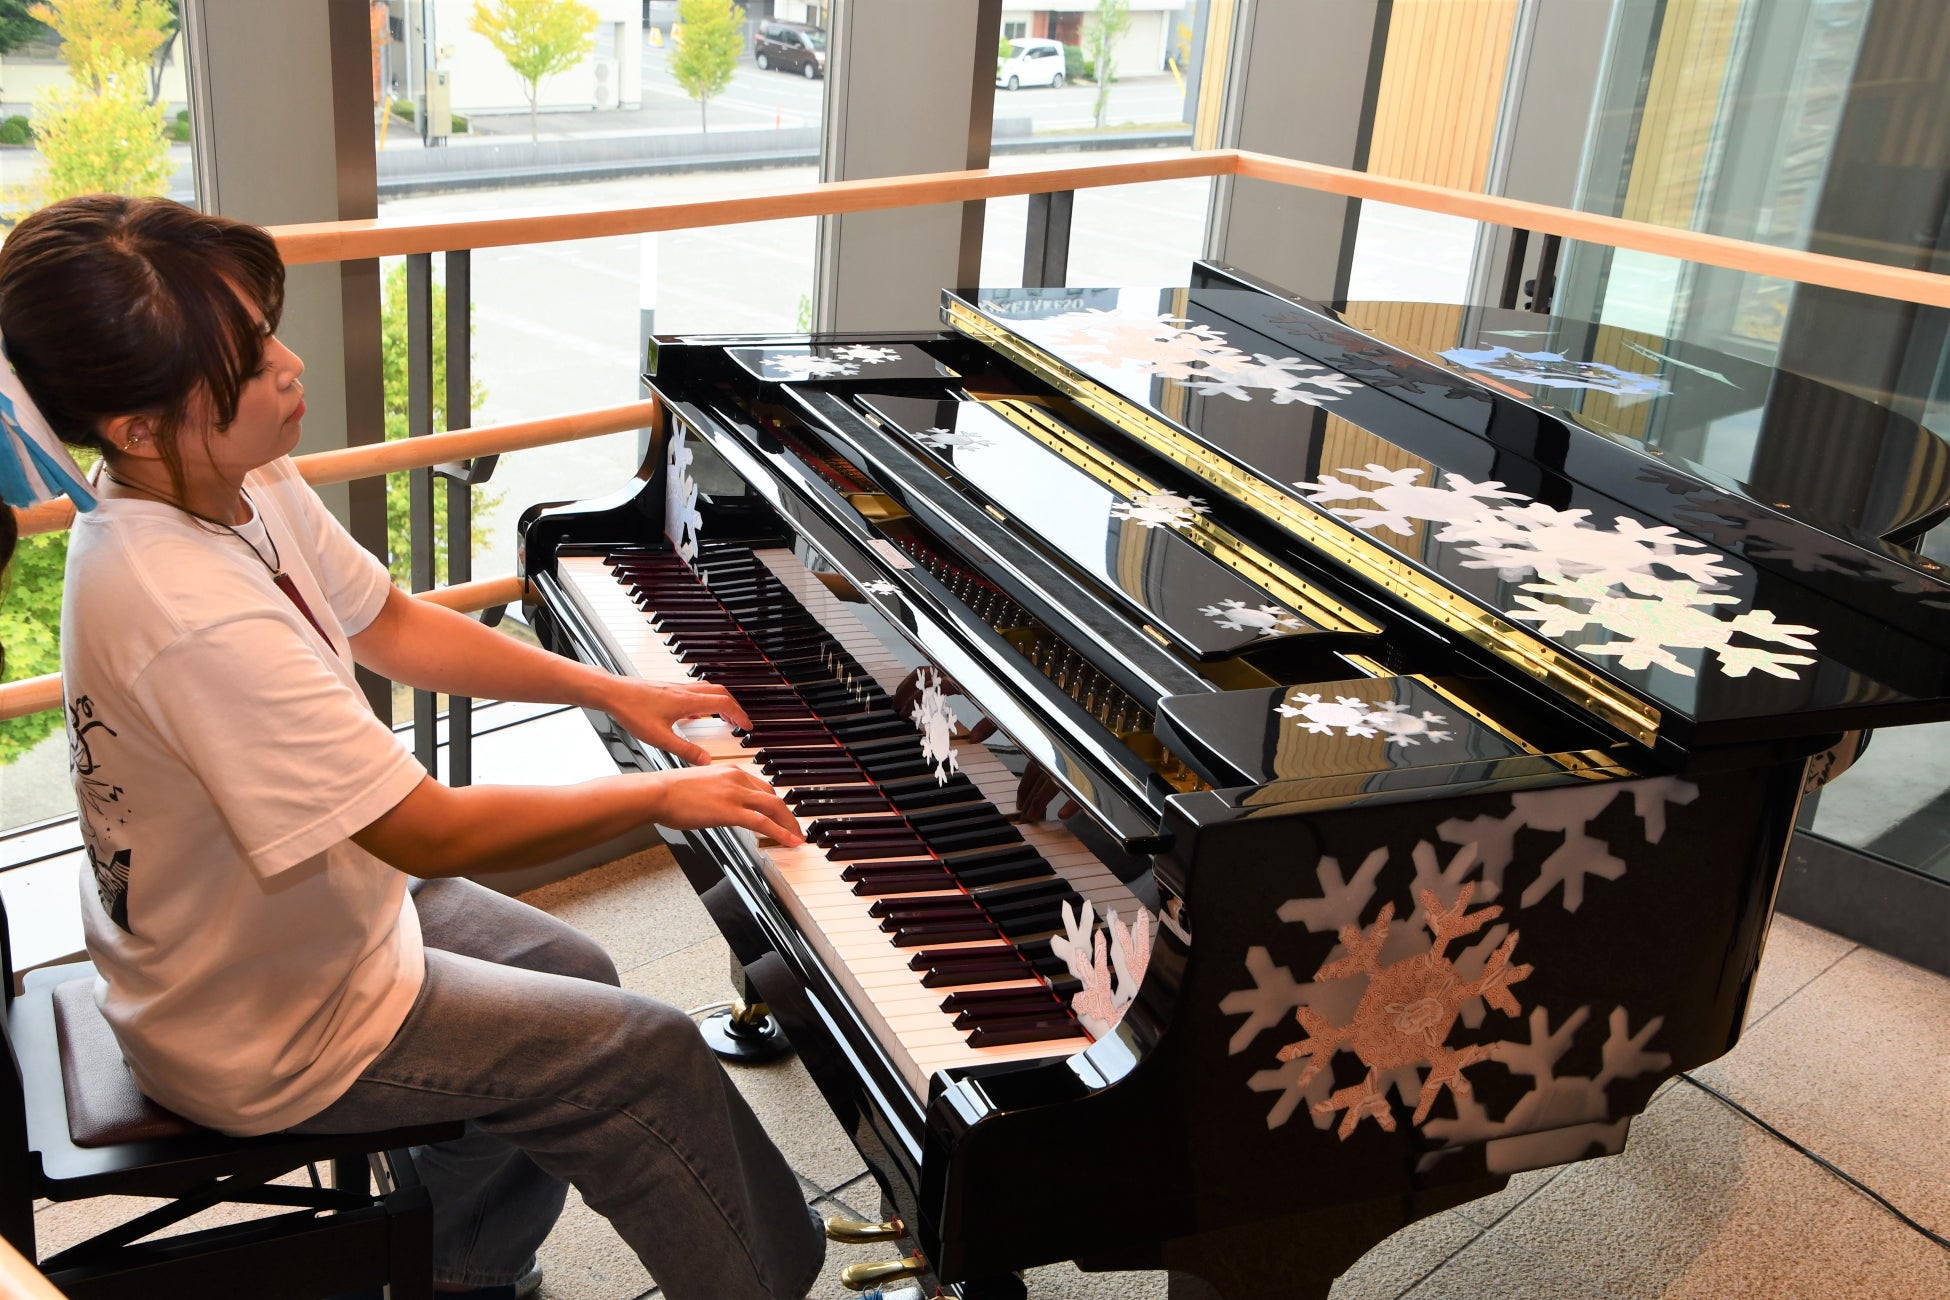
1367 0 1520 192
1620 0 1744 230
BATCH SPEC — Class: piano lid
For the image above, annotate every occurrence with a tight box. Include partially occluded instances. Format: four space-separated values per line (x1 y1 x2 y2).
944 284 1950 753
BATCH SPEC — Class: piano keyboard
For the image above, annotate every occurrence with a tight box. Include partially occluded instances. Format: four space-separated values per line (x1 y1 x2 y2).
556 543 1147 1098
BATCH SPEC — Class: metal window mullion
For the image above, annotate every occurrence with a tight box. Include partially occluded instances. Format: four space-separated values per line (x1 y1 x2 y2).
444 249 474 787
406 252 437 775
1022 189 1074 289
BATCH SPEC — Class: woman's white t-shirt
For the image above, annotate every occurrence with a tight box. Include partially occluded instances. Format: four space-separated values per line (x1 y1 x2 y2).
60 456 428 1136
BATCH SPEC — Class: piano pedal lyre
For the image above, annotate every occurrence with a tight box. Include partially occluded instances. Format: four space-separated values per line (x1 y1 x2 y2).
698 997 792 1064
839 1251 926 1292
823 1212 904 1243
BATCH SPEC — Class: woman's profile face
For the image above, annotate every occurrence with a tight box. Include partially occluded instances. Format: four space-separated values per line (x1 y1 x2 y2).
178 328 306 483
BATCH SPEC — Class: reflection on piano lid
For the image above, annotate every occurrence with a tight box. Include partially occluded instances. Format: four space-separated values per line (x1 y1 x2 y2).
945 284 1950 753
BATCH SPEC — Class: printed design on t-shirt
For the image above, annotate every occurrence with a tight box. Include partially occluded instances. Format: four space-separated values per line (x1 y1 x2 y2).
69 694 133 931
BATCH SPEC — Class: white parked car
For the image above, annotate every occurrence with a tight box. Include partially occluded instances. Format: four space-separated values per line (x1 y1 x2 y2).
996 37 1066 90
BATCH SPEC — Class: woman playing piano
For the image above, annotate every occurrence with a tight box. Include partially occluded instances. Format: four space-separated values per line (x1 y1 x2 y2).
0 195 824 1300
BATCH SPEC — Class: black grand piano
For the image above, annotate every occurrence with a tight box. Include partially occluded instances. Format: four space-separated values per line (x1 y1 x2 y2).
518 263 1950 1299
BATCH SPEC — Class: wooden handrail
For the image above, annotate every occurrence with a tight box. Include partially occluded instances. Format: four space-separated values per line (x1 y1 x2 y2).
271 153 1231 263
0 574 531 720
1229 151 1950 310
261 149 1950 309
14 398 659 538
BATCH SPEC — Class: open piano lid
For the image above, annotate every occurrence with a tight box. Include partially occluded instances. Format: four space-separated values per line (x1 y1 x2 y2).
944 283 1950 754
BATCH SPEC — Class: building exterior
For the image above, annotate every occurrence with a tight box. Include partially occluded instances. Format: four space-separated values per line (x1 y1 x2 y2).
999 2 1194 76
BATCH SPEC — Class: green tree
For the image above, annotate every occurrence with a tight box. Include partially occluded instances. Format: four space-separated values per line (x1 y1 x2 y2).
378 261 498 588
1085 0 1130 129
0 529 71 761
469 0 598 144
18 0 174 209
668 0 742 132
0 1 49 53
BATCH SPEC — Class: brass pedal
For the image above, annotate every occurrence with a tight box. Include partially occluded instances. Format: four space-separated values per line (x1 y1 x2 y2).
824 1213 905 1244
839 1252 925 1291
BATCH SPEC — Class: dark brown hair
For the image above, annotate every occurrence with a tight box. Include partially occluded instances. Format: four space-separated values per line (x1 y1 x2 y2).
0 195 285 503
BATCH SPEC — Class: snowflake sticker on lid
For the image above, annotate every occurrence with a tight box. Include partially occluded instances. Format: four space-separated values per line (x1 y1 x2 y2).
906 667 960 785
829 344 902 364
1276 692 1453 746
1510 575 1817 679
1109 490 1209 531
664 425 702 564
861 579 900 597
1009 308 1365 406
912 425 994 452
1201 599 1305 635
760 354 859 381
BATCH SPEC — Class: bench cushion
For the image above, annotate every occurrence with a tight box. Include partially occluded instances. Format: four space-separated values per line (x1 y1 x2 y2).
50 977 200 1148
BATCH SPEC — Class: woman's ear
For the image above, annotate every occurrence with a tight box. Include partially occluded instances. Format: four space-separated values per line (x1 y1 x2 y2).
101 414 160 461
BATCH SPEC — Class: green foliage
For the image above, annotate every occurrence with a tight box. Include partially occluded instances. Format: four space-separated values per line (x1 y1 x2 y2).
996 37 1011 70
0 115 34 145
669 0 743 131
389 98 468 133
469 0 598 143
1062 43 1085 83
0 0 48 54
168 105 187 141
0 531 69 761
1085 0 1130 128
794 292 812 333
13 0 174 211
378 261 498 588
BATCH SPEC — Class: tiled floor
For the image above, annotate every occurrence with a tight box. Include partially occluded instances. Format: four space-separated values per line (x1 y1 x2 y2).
30 845 1950 1298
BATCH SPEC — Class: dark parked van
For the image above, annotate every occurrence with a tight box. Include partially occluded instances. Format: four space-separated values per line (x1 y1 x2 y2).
754 21 826 78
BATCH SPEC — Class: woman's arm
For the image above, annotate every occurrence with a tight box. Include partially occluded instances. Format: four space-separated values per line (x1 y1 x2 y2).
348 585 746 764
352 764 804 878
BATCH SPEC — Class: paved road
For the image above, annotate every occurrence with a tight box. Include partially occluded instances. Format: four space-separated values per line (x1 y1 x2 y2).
460 38 1189 140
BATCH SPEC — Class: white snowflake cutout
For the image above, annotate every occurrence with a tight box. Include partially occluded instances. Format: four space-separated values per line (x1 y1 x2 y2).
1512 575 1815 679
1110 490 1209 530
1292 466 1524 537
1365 701 1453 746
1275 692 1378 738
761 354 858 380
912 425 994 452
1051 899 1153 1038
1200 598 1304 634
829 344 901 364
664 425 702 564
861 579 900 597
906 667 960 785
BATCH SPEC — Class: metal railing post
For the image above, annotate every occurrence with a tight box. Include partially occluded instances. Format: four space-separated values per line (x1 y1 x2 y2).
406 252 437 775
1022 190 1074 289
1499 228 1530 310
442 249 473 787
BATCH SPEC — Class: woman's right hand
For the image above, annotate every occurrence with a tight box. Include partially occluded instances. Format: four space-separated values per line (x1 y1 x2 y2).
648 765 804 847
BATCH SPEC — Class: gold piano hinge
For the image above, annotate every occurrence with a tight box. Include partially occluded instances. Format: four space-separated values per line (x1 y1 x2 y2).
951 302 1662 749
989 398 1381 637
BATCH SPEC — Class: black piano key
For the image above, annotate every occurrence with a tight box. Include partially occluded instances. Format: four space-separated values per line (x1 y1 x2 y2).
852 873 959 897
919 962 1032 988
890 921 1003 947
839 859 943 881
867 894 973 919
828 838 930 862
939 986 1061 1013
970 877 1074 909
964 1017 1088 1048
950 859 1057 889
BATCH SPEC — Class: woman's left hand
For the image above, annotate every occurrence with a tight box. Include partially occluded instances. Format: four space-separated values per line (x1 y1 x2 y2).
600 678 751 765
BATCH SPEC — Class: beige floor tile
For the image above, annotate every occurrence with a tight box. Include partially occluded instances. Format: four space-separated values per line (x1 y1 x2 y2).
519 845 718 976
1329 1207 1482 1298
1744 913 1858 1026
1447 1165 1562 1229
1446 1082 1950 1299
619 930 742 1016
721 1051 870 1195
1695 944 1950 1235
1022 1261 1169 1298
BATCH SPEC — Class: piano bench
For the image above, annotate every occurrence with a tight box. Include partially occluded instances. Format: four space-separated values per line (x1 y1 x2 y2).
1 925 462 1300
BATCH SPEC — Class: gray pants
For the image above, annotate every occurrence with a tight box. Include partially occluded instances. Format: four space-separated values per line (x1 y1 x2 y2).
292 877 825 1299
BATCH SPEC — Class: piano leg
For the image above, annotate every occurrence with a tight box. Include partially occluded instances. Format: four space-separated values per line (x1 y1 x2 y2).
1122 1173 1506 1300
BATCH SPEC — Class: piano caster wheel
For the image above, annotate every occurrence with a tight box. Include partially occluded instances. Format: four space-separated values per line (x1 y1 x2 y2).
840 1252 926 1292
824 1213 904 1244
700 998 792 1064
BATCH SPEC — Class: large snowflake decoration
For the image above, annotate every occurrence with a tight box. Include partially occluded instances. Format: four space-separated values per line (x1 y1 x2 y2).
1109 490 1209 530
1012 309 1363 406
760 354 858 380
828 344 901 364
906 667 960 785
1201 598 1305 634
861 578 900 597
1051 899 1153 1038
1271 881 1532 1138
1441 345 1669 397
1292 465 1818 679
1293 465 1524 537
1511 575 1817 679
1437 505 1740 589
665 425 702 563
912 425 994 452
1275 692 1451 746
